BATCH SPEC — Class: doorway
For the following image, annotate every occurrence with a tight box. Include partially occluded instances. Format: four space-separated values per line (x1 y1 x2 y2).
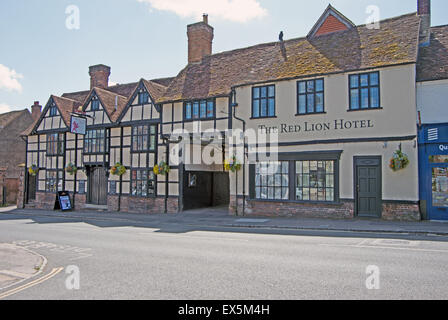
88 167 108 205
354 156 382 218
26 173 37 203
182 171 229 211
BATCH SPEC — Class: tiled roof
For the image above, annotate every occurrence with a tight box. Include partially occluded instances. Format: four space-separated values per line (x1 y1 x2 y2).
158 12 420 103
61 90 90 104
52 95 83 126
142 79 168 102
0 110 28 131
151 77 175 87
417 25 448 82
93 87 131 122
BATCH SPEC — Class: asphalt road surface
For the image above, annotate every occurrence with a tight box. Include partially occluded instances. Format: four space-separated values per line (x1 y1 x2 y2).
1 211 448 300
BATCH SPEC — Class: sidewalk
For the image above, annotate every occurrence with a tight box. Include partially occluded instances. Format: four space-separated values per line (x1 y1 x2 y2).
0 243 46 290
5 207 448 236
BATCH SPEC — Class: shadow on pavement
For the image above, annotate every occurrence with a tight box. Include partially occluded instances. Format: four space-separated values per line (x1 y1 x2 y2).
1 208 448 242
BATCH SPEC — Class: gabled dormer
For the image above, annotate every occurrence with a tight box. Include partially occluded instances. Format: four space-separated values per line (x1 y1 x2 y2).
32 96 77 133
118 78 165 123
307 4 355 38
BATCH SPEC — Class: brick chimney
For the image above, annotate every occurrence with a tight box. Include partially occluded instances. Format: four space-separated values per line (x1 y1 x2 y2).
187 14 214 64
418 0 431 46
31 101 42 121
89 64 111 89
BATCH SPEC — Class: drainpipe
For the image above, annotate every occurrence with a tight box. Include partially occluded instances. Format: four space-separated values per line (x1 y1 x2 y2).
231 88 246 216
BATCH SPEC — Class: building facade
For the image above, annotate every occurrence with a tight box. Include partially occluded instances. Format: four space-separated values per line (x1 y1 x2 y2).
0 106 39 205
21 0 445 221
416 21 448 221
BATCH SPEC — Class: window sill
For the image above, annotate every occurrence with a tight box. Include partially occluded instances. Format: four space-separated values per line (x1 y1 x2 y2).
347 107 383 112
250 116 277 120
183 118 216 122
248 198 341 205
295 112 326 116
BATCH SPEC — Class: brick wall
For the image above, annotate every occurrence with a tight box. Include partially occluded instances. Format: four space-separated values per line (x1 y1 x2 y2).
34 192 57 210
187 22 213 64
315 14 349 36
108 195 179 214
230 196 421 221
382 203 421 221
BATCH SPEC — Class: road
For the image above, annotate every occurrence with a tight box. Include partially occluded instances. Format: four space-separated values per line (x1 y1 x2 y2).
1 211 448 300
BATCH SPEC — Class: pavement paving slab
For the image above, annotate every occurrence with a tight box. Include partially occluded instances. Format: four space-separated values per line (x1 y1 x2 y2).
0 243 45 290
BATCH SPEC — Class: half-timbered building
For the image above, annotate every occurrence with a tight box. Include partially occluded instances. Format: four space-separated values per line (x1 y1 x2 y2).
21 0 445 221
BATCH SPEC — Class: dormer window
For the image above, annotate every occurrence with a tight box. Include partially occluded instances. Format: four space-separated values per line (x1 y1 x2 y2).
138 91 150 105
49 104 58 117
91 99 100 111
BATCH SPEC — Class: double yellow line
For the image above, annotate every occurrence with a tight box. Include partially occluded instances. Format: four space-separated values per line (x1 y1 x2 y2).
0 267 64 300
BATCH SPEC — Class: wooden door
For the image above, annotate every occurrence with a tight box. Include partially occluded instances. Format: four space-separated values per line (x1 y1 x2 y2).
88 167 107 205
355 157 382 218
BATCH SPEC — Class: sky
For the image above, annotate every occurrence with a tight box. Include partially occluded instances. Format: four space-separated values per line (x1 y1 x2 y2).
0 0 446 113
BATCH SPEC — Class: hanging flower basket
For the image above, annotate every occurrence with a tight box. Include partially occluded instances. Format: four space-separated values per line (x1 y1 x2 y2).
110 162 127 176
224 156 242 173
153 161 170 176
28 164 39 177
65 162 78 175
389 149 410 172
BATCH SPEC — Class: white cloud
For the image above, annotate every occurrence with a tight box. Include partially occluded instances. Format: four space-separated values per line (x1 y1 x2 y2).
0 64 23 93
0 103 12 114
138 0 268 23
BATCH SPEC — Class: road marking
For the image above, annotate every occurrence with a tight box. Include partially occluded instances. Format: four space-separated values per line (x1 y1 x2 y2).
0 267 63 300
319 243 448 254
138 232 250 242
12 240 93 261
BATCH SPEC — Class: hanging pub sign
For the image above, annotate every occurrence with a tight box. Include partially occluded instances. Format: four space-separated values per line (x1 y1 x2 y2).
70 115 87 135
55 191 73 211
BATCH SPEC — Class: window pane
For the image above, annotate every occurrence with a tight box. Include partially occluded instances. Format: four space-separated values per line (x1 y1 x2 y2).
360 74 369 87
315 93 324 113
298 82 306 94
370 72 379 86
200 101 206 118
193 102 199 119
185 103 192 119
207 101 214 118
307 94 315 113
361 88 369 109
370 87 379 108
298 95 306 114
260 87 267 98
350 75 359 88
350 89 359 109
316 79 324 92
253 100 259 118
260 99 267 117
268 98 275 116
307 81 315 93
268 85 275 98
253 87 260 99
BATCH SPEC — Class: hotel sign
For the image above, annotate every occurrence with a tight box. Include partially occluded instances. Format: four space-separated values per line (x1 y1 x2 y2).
258 119 374 134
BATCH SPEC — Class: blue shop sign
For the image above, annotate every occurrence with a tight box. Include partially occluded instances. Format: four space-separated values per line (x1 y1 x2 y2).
419 124 448 221
420 124 448 144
